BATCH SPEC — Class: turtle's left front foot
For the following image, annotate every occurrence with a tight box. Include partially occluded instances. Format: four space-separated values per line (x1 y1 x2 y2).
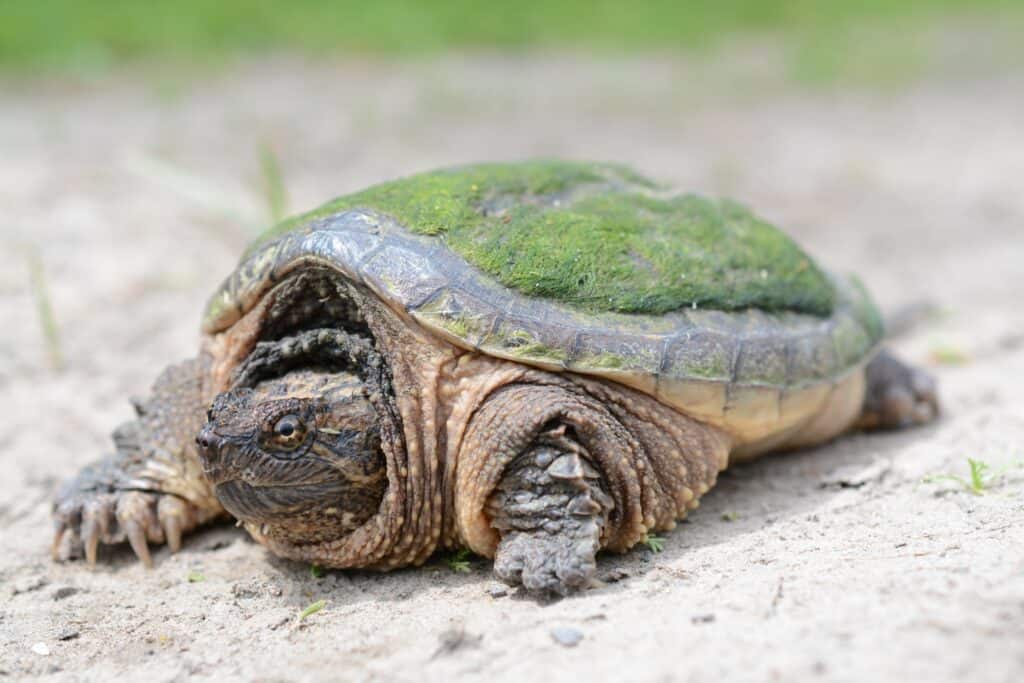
858 349 939 430
487 438 612 596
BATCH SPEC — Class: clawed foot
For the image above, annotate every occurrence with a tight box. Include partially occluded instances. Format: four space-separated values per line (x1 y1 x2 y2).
488 442 611 596
859 349 939 430
493 527 600 596
52 456 200 567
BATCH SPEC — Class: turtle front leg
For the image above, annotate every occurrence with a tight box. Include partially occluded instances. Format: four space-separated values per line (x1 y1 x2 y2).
53 358 224 567
486 429 613 596
857 349 940 430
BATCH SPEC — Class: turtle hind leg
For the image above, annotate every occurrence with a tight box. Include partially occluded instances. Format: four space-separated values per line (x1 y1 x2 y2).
857 349 939 430
487 431 612 596
53 357 224 567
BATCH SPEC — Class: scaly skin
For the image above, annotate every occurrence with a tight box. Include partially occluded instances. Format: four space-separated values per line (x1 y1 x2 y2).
52 358 224 566
858 349 939 429
487 431 614 595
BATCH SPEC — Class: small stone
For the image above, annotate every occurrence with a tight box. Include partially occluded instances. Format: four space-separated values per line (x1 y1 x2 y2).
487 584 508 598
550 627 583 647
691 613 716 624
32 642 51 656
52 586 81 601
57 628 80 641
600 567 631 584
432 626 482 658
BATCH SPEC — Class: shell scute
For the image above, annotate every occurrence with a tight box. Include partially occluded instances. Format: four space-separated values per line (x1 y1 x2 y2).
786 330 841 386
409 287 498 349
361 245 448 310
734 336 790 387
568 329 664 393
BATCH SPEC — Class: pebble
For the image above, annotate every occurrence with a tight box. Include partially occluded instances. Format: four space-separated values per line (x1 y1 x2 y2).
550 627 584 647
31 642 50 656
57 628 80 641
52 586 81 601
487 584 508 598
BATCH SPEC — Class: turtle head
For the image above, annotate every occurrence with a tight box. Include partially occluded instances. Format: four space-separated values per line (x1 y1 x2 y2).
196 369 387 544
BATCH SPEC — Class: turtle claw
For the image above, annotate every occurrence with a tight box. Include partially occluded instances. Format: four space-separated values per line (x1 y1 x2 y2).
124 520 153 568
158 495 192 554
52 454 205 567
80 497 114 567
51 520 68 561
163 515 183 553
83 528 100 567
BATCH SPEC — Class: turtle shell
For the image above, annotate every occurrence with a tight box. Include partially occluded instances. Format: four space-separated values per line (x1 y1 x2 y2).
204 161 883 438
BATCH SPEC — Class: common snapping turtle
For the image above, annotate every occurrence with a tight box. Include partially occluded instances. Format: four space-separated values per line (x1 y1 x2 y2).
52 161 937 594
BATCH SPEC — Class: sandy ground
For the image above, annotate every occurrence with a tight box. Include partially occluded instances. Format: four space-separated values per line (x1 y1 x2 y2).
2 51 1023 682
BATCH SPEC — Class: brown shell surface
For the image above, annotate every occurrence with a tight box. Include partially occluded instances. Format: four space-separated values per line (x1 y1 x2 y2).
203 209 884 441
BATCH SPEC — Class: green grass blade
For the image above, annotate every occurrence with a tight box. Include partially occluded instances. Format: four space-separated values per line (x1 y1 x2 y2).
259 143 288 223
27 248 63 371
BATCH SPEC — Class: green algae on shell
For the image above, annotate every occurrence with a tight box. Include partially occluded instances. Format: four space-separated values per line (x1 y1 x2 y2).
253 160 835 317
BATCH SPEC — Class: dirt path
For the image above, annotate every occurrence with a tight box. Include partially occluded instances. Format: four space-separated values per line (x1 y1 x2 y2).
2 55 1023 682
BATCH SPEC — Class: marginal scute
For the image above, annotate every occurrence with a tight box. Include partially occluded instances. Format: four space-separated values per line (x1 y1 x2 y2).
786 329 840 386
832 315 872 368
779 383 832 428
655 379 727 422
724 386 782 441
734 335 789 386
409 287 496 349
478 316 574 371
663 328 736 383
360 245 447 309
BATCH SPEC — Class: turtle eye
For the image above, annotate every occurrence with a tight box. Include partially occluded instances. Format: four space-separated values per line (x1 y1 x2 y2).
271 414 307 450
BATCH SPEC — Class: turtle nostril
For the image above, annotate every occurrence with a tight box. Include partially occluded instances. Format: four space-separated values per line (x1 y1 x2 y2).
196 428 219 453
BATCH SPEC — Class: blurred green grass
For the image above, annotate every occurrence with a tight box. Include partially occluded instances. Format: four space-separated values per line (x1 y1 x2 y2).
1 0 1020 73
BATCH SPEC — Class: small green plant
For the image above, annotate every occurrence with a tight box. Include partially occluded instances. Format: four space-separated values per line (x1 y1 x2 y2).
310 564 324 579
642 534 665 553
929 344 969 366
259 143 289 223
186 570 206 583
27 248 63 371
721 511 738 522
446 548 473 573
299 599 326 620
924 457 1022 495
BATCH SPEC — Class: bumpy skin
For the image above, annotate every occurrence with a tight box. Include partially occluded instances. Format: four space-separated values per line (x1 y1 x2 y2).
52 358 224 566
858 349 939 430
487 429 613 595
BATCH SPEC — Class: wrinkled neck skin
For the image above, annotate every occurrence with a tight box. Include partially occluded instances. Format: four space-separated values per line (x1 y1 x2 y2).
201 269 729 569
